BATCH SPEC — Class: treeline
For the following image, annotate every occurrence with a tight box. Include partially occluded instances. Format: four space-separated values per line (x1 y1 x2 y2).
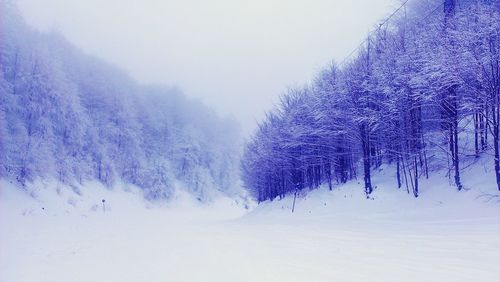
241 0 500 202
0 2 241 201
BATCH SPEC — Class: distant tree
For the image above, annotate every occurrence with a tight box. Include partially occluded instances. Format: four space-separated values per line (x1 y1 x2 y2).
0 1 242 200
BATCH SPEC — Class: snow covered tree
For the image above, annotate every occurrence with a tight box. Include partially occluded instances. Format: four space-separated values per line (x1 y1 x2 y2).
242 0 500 200
0 1 242 201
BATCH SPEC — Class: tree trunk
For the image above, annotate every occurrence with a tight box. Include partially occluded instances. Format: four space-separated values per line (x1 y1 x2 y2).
360 124 373 197
474 112 480 156
396 155 402 188
494 126 500 191
451 91 462 191
493 102 500 191
413 155 419 197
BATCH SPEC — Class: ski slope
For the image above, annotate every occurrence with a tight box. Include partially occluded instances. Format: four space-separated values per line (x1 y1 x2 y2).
1 162 499 282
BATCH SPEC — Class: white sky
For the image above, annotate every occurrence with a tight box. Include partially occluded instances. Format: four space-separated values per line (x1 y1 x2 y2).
17 0 397 135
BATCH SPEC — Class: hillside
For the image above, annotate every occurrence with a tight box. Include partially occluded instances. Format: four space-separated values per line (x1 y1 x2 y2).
0 1 242 201
241 0 500 203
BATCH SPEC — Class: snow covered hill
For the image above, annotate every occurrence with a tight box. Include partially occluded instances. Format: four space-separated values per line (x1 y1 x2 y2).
1 156 499 282
0 1 243 202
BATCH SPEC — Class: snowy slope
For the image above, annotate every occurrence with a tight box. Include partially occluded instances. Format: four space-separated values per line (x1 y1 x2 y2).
1 157 499 282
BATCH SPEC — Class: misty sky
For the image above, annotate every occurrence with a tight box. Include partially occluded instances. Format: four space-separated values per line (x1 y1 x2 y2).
17 0 397 135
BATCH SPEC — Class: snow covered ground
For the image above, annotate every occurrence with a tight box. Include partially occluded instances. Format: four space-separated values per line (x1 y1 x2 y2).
1 159 500 282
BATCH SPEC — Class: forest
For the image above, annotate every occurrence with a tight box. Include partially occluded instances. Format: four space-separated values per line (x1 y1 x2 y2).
1 1 499 281
241 0 500 202
0 1 241 201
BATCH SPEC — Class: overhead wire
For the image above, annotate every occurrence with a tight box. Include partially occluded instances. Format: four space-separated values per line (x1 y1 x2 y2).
339 0 445 66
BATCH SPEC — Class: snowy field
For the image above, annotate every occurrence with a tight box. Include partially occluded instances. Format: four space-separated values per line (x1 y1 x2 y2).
1 163 500 282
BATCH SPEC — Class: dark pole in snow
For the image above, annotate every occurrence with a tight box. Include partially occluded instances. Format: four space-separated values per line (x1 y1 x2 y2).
291 189 297 213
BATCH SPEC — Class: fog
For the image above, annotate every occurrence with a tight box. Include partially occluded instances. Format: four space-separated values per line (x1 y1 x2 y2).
17 0 397 135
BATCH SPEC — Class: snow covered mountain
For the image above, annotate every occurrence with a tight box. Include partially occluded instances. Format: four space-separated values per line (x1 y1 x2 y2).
0 1 243 202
